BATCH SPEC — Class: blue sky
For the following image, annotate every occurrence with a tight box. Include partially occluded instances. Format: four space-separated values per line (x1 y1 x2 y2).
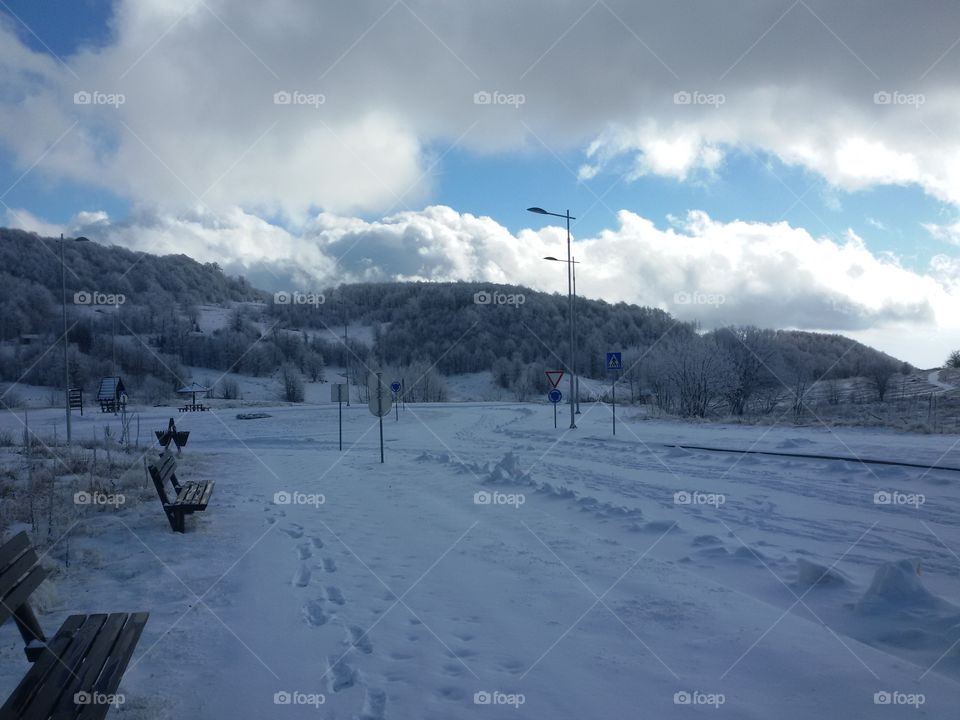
3 1 960 365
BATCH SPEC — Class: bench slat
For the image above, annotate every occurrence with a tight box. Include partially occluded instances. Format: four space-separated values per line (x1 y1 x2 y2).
49 613 126 716
18 614 107 720
0 615 86 717
77 612 148 720
0 532 31 573
0 545 40 608
0 565 46 629
198 480 215 508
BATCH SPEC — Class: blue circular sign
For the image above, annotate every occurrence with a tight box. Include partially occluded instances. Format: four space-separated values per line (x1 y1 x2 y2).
390 381 402 393
548 389 562 404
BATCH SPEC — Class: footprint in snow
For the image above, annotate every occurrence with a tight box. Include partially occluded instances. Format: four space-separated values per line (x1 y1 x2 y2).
323 557 337 573
359 688 387 720
280 524 304 539
326 586 345 605
325 656 357 693
348 625 374 654
297 542 312 560
293 564 311 587
303 599 329 626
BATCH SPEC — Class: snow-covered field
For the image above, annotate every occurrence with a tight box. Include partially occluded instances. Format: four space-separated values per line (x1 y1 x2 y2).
0 400 958 718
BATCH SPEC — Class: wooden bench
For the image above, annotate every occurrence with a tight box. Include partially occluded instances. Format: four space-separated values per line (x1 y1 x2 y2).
148 451 214 533
0 531 148 719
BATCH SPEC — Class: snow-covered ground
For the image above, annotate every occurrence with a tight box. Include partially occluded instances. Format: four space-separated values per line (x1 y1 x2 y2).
0 400 958 718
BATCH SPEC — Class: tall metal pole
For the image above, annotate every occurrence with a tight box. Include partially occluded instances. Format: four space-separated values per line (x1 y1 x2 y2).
344 318 350 406
566 212 576 430
572 255 580 414
60 235 71 446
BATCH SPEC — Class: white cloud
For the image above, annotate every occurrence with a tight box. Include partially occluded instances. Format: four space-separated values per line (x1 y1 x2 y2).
924 220 960 245
5 1 960 214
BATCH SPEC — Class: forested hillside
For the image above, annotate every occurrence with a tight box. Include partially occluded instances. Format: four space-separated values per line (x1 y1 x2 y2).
0 231 909 416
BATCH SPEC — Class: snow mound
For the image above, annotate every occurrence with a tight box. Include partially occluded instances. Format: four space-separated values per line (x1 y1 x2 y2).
855 559 942 614
777 437 814 449
794 558 848 589
485 452 532 486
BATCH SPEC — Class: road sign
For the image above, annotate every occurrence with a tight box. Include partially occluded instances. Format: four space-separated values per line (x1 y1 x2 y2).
330 383 347 402
548 388 562 404
390 381 401 393
368 376 393 418
606 352 622 371
545 370 564 389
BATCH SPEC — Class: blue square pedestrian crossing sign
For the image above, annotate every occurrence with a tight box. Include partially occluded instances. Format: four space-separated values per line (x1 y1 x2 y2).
606 352 622 371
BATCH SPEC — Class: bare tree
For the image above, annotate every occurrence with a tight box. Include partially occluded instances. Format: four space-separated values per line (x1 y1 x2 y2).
946 350 960 369
713 326 781 415
866 360 897 402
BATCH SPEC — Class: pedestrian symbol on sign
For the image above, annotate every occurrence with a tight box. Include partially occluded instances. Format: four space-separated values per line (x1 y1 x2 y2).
606 352 622 371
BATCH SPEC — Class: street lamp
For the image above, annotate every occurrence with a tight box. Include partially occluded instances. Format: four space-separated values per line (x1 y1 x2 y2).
544 255 581 414
60 234 90 446
528 207 577 430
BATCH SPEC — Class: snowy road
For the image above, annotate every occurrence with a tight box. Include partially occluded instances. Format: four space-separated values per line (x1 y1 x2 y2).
1 402 958 718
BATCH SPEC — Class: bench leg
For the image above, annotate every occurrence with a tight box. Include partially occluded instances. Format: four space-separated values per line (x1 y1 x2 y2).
175 510 186 533
165 509 181 533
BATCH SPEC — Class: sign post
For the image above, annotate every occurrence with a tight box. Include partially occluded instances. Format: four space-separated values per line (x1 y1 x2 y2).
368 373 392 463
548 388 562 428
390 381 401 422
331 383 347 450
606 352 622 435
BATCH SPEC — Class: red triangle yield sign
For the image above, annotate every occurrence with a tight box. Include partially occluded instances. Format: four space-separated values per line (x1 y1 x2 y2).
545 370 564 389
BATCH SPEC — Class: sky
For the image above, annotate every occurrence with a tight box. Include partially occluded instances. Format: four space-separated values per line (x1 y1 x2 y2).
2 0 960 367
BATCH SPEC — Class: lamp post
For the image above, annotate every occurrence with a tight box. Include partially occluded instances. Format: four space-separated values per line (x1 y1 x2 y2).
528 207 576 430
544 255 581 414
60 234 90 446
